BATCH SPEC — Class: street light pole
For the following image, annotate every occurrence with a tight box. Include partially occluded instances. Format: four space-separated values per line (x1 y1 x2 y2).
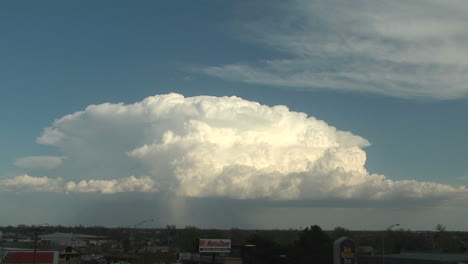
33 228 40 264
382 224 399 264
31 224 48 264
132 219 154 264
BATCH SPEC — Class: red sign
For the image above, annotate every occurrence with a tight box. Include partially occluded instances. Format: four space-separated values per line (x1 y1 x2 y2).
199 239 231 253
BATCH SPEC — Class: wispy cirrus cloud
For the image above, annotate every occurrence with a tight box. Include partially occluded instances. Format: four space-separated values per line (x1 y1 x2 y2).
201 0 468 100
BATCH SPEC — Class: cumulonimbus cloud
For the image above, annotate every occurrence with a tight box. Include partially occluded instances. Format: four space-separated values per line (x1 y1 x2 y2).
201 0 468 100
5 93 462 203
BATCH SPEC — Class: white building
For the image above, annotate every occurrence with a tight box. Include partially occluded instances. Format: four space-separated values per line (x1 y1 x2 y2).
39 233 109 248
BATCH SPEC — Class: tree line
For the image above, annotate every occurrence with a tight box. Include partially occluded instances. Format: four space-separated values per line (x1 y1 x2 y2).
1 223 466 263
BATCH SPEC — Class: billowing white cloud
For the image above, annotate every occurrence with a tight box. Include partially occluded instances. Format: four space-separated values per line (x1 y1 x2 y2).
64 176 158 194
0 175 64 192
12 93 464 203
15 156 65 169
0 175 157 194
201 0 468 100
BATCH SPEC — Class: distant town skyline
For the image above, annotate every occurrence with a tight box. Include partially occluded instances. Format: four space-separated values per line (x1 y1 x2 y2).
1 0 468 230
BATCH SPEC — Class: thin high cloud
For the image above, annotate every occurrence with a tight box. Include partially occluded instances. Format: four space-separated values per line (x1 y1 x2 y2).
6 93 465 204
15 156 66 169
201 0 468 100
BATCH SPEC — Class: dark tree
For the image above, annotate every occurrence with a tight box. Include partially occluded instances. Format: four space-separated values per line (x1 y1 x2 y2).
176 226 201 251
243 233 290 264
293 225 333 264
332 226 353 241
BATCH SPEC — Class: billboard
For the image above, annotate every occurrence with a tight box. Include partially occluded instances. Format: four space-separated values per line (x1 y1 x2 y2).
0 250 58 264
199 239 231 253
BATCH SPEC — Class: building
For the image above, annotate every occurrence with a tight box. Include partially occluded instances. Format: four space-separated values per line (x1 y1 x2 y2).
39 233 109 248
58 246 81 264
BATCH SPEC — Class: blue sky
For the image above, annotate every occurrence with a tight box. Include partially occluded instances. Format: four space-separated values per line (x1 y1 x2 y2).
1 0 468 230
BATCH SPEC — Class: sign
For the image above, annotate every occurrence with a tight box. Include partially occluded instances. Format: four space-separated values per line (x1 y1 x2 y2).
333 237 356 264
199 239 231 253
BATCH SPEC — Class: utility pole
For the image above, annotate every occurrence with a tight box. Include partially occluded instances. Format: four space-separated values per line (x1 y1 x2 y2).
31 226 46 264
